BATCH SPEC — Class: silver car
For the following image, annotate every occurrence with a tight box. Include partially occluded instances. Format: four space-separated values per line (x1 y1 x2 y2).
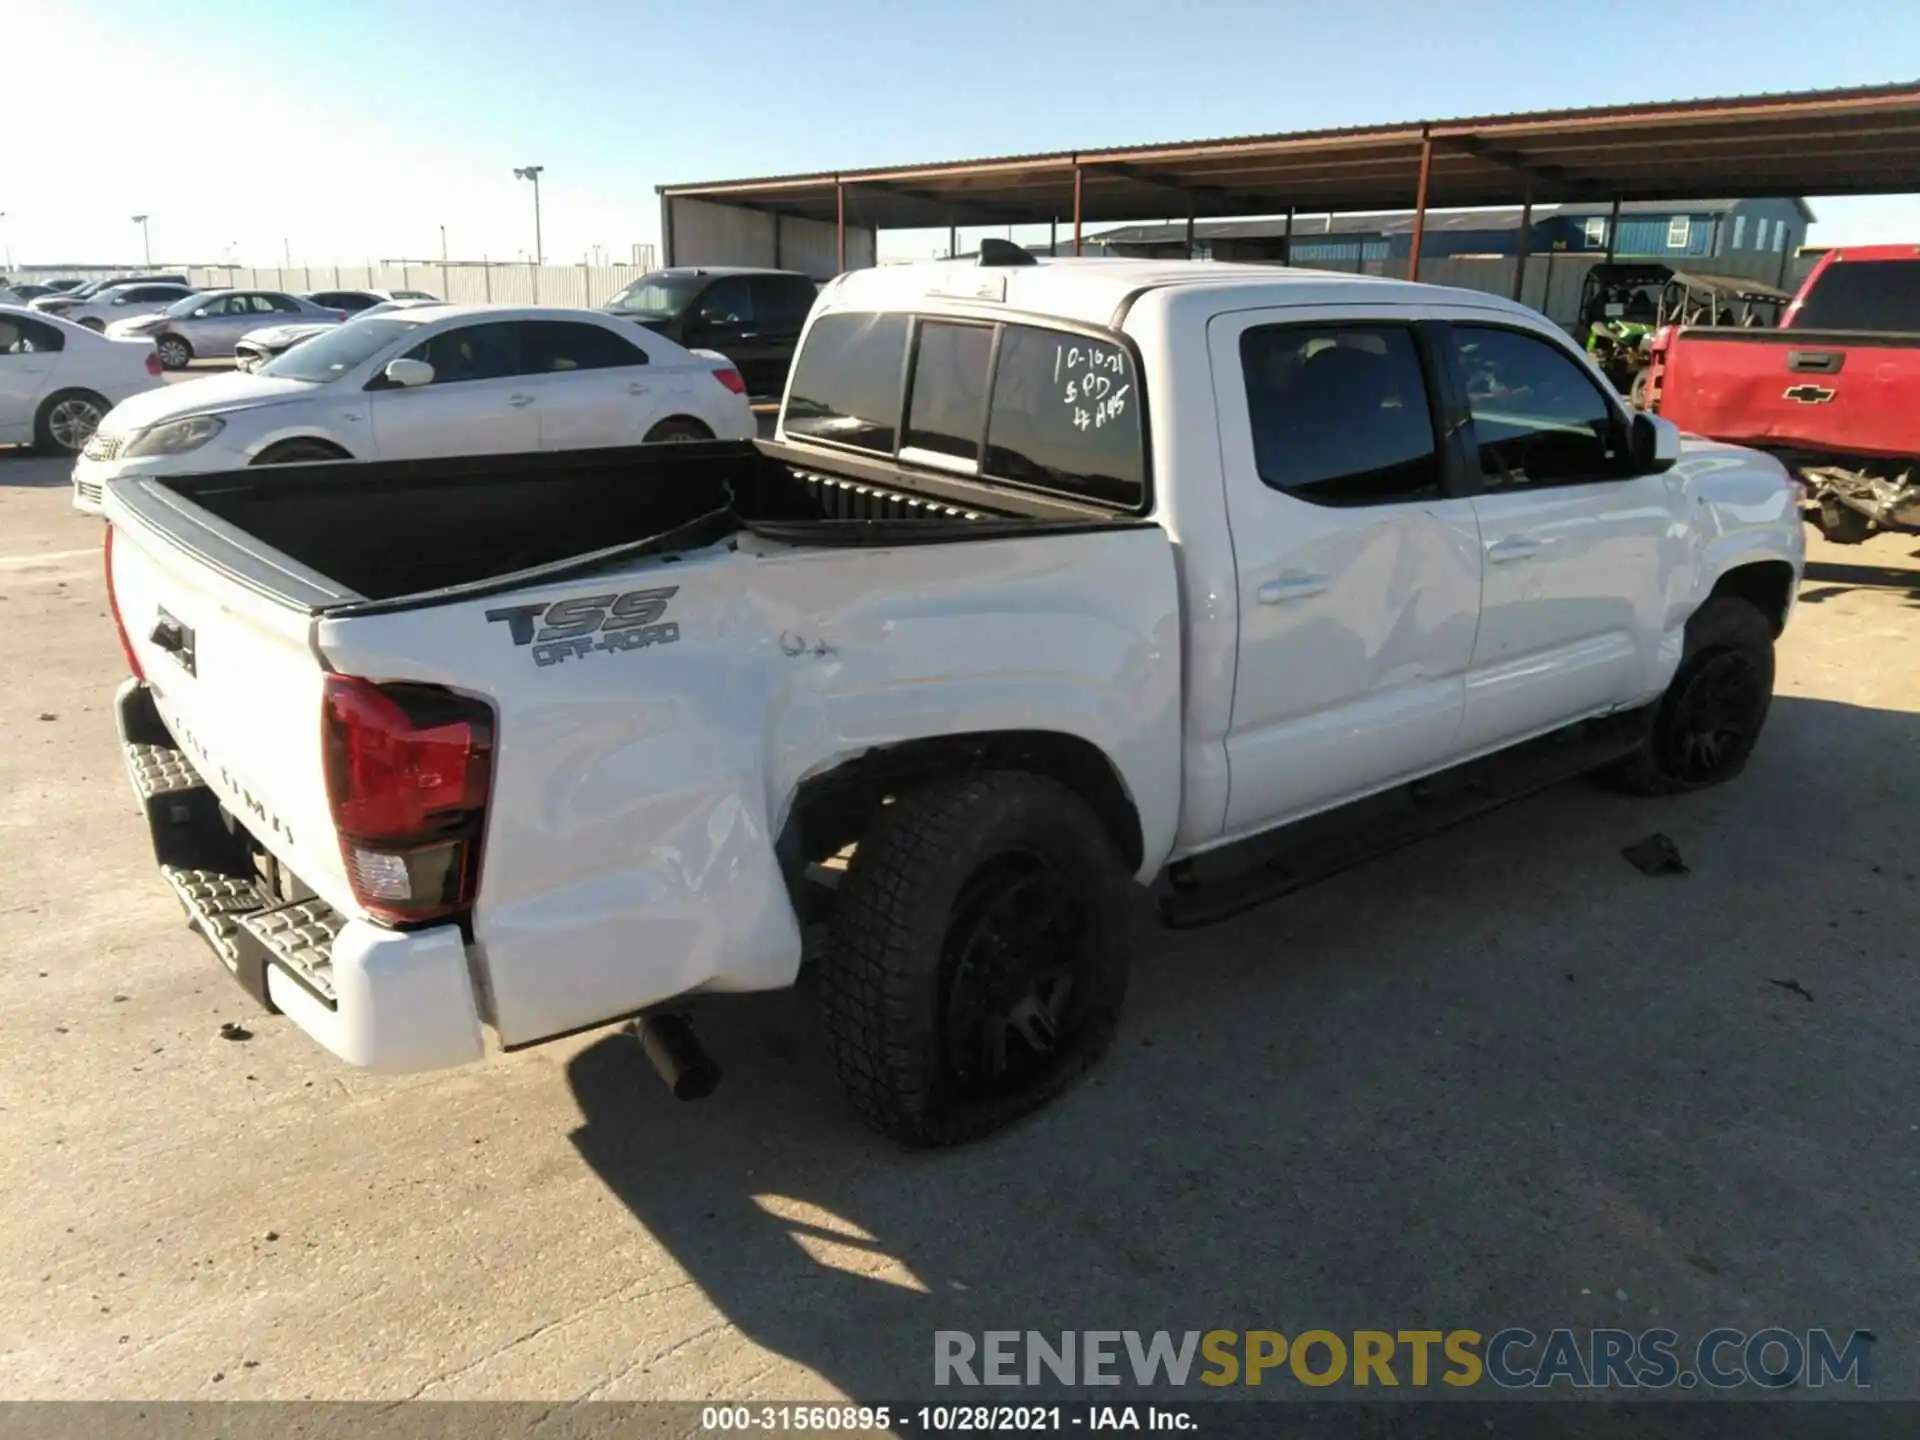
234 298 445 371
109 290 344 369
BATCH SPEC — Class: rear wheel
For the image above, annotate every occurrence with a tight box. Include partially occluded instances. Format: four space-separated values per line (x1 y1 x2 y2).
1597 596 1775 796
643 417 712 444
155 334 193 370
252 438 350 465
35 390 109 455
818 773 1133 1147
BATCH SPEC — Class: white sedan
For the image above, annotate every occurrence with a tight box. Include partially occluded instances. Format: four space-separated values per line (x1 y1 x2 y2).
72 304 756 514
0 304 164 455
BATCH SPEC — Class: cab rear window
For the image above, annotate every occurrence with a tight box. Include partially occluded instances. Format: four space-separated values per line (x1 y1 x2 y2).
782 309 1147 510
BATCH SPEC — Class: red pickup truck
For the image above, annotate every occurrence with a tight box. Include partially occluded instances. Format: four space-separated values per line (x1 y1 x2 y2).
1644 245 1920 543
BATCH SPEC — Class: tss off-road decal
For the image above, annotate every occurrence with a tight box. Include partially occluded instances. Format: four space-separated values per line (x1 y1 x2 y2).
486 587 680 668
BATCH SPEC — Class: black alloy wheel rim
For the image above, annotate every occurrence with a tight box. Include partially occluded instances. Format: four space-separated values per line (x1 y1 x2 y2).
940 853 1087 1101
1662 648 1765 782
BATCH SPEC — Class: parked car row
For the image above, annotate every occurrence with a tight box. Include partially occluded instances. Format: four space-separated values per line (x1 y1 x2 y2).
68 303 756 512
5 266 813 484
236 297 443 371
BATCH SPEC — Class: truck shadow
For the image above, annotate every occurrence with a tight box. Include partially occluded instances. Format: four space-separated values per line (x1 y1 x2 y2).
1797 559 1920 609
564 694 1920 1409
0 448 76 487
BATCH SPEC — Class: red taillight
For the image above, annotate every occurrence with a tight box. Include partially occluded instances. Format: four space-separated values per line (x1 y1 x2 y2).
103 526 145 680
711 366 746 396
321 677 494 925
144 350 163 376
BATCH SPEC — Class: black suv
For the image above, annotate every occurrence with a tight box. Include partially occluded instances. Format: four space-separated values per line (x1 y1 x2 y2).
603 267 818 398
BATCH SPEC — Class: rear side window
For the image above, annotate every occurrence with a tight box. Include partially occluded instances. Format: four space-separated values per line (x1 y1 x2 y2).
1240 324 1440 505
903 321 993 462
0 316 64 353
1795 261 1920 331
984 325 1144 507
752 275 817 329
784 311 910 452
524 319 646 372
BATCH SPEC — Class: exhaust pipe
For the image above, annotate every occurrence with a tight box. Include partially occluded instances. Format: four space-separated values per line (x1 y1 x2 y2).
634 1013 721 1101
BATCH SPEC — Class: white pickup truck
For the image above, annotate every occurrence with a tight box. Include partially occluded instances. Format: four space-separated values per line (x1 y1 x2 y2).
102 256 1804 1145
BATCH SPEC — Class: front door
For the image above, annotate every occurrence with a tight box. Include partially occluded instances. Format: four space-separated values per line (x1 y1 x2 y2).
1440 318 1683 754
1211 307 1483 836
366 319 539 459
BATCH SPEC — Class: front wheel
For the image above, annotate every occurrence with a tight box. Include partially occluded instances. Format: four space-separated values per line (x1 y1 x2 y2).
251 438 350 465
818 773 1133 1147
1597 596 1776 796
643 417 713 444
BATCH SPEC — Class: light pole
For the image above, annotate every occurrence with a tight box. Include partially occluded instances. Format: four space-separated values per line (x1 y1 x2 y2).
0 212 11 271
132 214 151 265
513 165 544 265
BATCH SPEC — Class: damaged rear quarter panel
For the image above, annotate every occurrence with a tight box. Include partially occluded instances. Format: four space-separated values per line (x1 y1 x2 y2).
315 524 1182 1050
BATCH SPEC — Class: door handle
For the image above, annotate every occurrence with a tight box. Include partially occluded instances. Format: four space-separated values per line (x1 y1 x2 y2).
628 383 649 396
1487 535 1545 564
508 394 535 408
1257 573 1330 604
1786 350 1844 374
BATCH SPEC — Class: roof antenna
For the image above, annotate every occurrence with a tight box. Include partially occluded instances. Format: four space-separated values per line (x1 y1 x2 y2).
978 237 1036 268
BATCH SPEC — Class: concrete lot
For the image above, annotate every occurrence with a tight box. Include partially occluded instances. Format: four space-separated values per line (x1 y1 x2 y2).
0 445 1915 1403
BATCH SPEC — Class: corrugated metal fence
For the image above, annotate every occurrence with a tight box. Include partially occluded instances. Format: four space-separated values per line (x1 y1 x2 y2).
183 261 657 308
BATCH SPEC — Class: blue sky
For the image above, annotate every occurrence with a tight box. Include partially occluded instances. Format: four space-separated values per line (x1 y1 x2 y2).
8 0 1919 268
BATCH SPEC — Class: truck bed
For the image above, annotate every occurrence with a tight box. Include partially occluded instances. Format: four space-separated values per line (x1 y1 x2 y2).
120 439 1135 612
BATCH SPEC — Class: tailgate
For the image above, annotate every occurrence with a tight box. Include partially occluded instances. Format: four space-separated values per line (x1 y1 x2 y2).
106 494 357 917
1660 330 1920 456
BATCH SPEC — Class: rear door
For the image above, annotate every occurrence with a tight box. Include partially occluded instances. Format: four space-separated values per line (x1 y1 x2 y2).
0 314 58 441
1441 315 1683 752
681 276 777 394
748 274 816 393
1210 305 1484 833
521 318 655 450
366 319 540 458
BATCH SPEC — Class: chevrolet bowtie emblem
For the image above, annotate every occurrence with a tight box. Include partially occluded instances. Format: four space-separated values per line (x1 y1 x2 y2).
1782 383 1836 404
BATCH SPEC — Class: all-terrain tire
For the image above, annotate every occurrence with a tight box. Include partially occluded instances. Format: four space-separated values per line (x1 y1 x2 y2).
818 772 1133 1147
1597 596 1776 797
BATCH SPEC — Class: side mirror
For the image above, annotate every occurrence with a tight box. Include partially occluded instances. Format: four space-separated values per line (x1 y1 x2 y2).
111 296 131 306
1629 411 1680 475
384 358 435 389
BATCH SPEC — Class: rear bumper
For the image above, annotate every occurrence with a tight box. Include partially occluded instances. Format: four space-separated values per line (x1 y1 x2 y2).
115 678 485 1073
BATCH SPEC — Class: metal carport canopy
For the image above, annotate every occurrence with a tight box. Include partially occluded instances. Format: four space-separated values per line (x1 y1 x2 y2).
659 81 1920 270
